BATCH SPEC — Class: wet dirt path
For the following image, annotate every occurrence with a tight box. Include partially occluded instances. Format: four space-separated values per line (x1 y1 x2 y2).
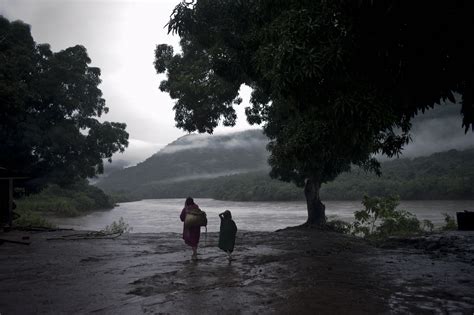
0 229 473 314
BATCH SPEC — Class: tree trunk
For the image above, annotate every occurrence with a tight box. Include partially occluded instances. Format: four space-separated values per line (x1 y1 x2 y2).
304 177 326 227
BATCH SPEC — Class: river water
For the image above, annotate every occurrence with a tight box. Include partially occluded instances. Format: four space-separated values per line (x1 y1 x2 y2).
49 199 474 233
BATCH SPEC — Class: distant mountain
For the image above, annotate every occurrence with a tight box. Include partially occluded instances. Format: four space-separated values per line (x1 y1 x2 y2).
398 99 474 157
96 130 474 201
89 159 130 185
96 130 269 193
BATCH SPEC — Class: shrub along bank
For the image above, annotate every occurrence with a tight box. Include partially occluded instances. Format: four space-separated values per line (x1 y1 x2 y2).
14 181 114 228
326 195 458 240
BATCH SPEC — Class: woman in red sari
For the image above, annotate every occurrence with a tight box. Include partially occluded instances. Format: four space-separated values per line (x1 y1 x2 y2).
180 197 201 260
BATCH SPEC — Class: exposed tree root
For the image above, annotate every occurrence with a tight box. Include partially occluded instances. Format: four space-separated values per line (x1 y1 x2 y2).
276 222 328 232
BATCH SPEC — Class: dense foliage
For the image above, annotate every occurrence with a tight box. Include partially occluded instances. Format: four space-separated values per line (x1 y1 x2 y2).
109 171 300 202
16 180 115 217
346 195 459 239
156 1 473 226
351 195 427 238
106 149 474 202
0 16 129 189
323 149 474 200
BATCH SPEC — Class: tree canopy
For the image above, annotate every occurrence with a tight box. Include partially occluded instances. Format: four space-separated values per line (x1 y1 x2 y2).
0 16 129 189
155 1 473 225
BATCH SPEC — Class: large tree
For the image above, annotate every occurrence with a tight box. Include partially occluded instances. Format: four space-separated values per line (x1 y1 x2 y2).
0 16 129 189
155 1 473 226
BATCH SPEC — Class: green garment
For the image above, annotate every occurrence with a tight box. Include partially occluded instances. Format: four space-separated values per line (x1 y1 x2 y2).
218 218 237 253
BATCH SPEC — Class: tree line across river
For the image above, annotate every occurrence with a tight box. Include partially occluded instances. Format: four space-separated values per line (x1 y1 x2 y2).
109 148 474 203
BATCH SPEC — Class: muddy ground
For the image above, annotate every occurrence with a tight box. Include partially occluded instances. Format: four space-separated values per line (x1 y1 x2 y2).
0 228 473 314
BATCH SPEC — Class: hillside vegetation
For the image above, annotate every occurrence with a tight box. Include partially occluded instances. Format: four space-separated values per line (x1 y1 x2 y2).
322 149 474 200
97 130 269 193
97 130 474 201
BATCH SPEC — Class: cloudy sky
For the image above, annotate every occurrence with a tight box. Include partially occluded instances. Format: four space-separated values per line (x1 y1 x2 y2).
0 0 256 164
1 0 473 165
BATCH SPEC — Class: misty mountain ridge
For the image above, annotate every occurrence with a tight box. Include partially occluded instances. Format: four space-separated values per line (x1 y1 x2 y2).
96 129 269 192
96 99 473 194
157 130 268 155
401 100 474 158
98 147 474 202
96 127 474 201
102 99 472 172
98 119 473 181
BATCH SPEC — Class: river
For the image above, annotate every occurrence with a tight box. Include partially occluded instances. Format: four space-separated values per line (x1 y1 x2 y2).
49 199 474 233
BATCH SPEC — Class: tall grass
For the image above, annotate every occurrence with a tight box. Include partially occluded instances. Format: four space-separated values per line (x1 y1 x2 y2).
13 208 55 228
16 181 115 218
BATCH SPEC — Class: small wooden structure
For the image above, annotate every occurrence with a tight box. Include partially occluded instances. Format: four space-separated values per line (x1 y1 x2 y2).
0 167 28 227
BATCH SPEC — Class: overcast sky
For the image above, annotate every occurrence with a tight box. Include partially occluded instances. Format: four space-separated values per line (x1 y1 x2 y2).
1 0 473 166
0 0 256 164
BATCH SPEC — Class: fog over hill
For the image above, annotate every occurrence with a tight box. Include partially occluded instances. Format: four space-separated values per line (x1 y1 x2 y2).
96 99 473 199
98 147 474 201
96 130 269 192
105 98 472 170
401 100 474 158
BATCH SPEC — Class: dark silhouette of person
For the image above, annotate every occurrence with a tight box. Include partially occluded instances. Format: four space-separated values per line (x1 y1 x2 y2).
180 197 201 260
218 210 237 261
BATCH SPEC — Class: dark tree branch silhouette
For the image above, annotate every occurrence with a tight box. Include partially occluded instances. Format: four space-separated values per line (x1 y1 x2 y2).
154 1 473 227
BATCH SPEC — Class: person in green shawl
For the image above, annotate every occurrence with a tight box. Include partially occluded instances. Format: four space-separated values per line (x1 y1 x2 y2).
218 210 237 261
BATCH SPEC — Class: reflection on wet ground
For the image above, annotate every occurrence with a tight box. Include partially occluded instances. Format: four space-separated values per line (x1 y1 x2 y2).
0 229 473 314
371 231 474 314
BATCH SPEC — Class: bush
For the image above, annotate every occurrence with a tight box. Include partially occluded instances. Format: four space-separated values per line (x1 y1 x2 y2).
326 219 352 234
16 181 114 217
422 219 435 232
377 210 421 237
13 209 54 228
351 195 428 238
441 213 457 230
101 217 132 234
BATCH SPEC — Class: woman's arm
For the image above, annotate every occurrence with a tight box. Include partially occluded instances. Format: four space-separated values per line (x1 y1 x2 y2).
180 208 187 222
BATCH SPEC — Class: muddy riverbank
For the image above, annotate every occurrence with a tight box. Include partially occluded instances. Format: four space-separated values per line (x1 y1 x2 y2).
1 229 473 314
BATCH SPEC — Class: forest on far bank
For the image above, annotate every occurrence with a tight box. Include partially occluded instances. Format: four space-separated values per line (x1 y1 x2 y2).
108 148 474 202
